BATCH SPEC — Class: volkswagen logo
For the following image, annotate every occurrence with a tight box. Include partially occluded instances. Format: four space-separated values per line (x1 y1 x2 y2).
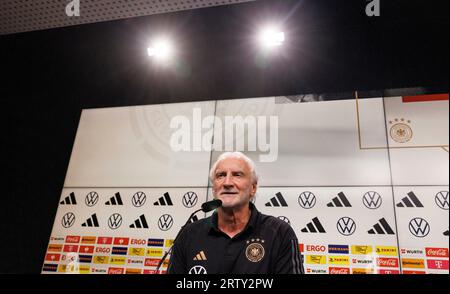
298 192 316 209
132 191 147 207
108 213 123 230
182 191 198 208
278 216 290 225
409 218 430 238
189 265 207 274
435 191 449 210
336 217 356 236
85 191 99 207
61 212 76 228
158 214 174 231
362 191 382 209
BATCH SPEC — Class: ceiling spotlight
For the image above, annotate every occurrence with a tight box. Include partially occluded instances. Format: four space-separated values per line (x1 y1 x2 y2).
147 38 174 61
259 27 285 48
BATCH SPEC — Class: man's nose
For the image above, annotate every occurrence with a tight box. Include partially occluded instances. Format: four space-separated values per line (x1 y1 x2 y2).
223 174 234 187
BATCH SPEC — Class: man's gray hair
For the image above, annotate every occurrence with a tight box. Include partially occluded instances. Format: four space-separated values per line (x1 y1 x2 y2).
209 152 259 184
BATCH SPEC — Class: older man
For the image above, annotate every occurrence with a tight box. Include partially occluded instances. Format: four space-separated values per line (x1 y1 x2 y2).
167 152 303 274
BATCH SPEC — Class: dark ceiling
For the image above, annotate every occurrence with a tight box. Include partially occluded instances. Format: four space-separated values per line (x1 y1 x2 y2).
1 0 448 108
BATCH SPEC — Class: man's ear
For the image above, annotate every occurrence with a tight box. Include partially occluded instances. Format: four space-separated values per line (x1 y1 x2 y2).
251 182 257 195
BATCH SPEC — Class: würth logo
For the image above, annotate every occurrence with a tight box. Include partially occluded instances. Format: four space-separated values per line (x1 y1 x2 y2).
182 192 198 208
130 214 149 229
435 191 449 210
363 191 382 209
327 192 352 207
81 213 99 227
132 191 147 207
154 192 173 206
108 213 123 230
301 217 326 233
396 191 424 208
105 192 123 205
337 217 356 236
60 192 77 205
61 212 76 228
158 214 174 231
265 192 288 207
409 218 430 238
85 191 99 207
298 192 316 209
368 218 395 235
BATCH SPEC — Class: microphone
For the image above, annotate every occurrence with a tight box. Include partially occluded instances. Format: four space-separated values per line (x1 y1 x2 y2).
155 199 222 273
201 199 222 212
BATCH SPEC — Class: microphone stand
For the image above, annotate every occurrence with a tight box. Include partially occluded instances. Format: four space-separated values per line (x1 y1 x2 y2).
155 208 203 274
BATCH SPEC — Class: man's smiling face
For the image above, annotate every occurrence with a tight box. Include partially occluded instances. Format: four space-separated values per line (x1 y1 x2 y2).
212 157 257 209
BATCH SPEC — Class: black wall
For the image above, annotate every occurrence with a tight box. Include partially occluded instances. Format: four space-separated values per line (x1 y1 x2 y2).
0 0 448 273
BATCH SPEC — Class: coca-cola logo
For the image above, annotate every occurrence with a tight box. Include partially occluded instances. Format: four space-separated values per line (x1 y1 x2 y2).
377 258 398 267
426 247 449 258
108 268 124 274
329 267 350 274
65 236 80 243
145 258 160 267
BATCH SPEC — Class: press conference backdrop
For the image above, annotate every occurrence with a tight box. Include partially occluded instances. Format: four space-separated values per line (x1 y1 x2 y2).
42 94 449 274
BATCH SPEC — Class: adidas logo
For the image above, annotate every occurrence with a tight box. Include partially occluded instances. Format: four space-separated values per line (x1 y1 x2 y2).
265 192 288 207
396 191 424 207
105 192 123 205
300 217 326 233
368 218 395 235
81 214 99 227
188 215 199 224
327 192 352 207
60 192 77 205
193 251 207 261
130 214 149 229
153 192 173 206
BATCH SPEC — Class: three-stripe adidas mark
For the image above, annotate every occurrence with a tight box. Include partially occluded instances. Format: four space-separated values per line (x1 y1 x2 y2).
368 218 395 235
327 192 352 207
105 192 123 205
154 192 173 206
265 192 288 207
82 214 99 227
60 192 77 205
130 214 149 229
188 215 199 224
300 217 326 233
193 251 207 261
396 191 424 207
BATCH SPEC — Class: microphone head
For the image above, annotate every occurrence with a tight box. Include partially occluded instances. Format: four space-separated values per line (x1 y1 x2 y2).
201 199 222 212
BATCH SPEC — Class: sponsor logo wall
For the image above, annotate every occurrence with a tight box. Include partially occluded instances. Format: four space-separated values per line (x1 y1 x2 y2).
43 95 449 274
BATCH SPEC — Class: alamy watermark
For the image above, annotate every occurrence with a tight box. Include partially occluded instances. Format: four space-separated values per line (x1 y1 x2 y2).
366 0 380 17
170 108 279 162
66 0 80 17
